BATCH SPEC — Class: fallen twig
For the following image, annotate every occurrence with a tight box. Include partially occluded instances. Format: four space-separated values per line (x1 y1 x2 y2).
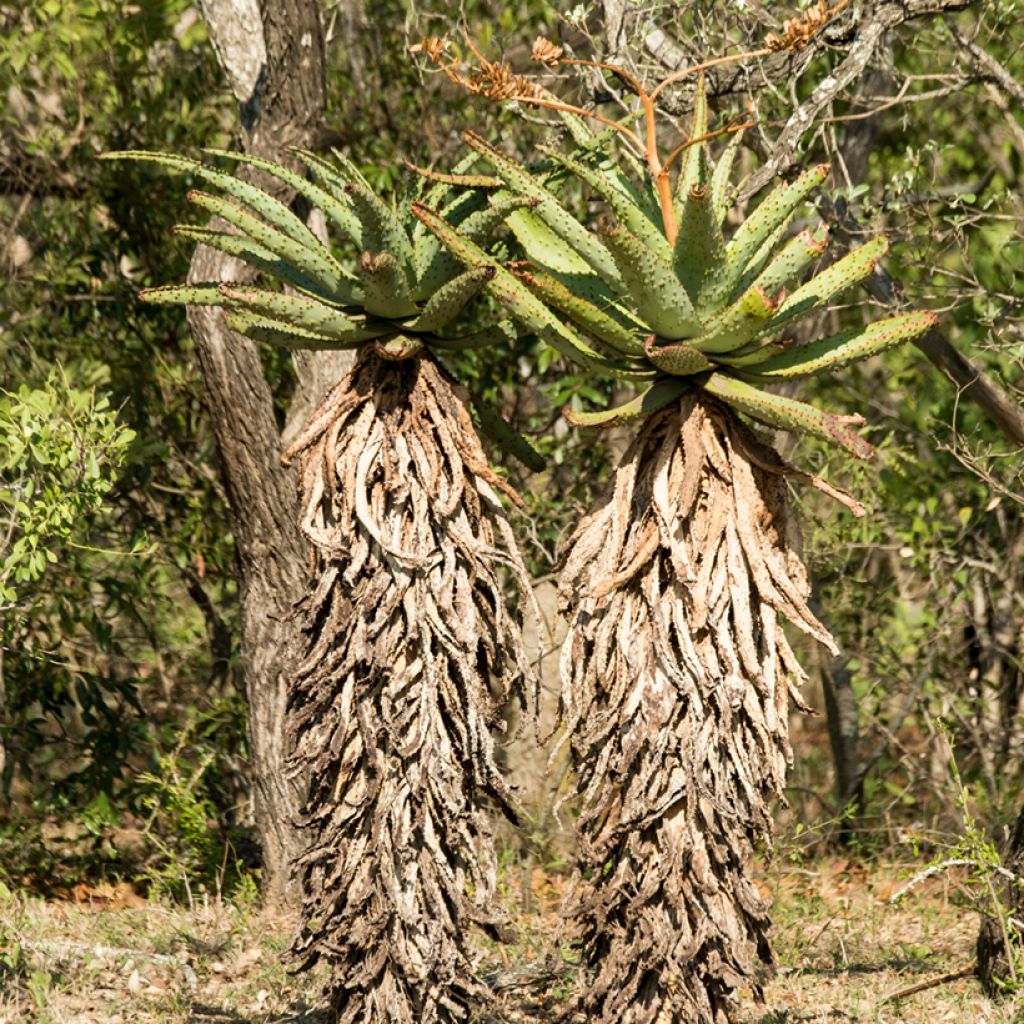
877 963 976 1006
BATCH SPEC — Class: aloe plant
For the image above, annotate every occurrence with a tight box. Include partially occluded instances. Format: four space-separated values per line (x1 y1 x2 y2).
107 148 537 1024
414 48 936 1024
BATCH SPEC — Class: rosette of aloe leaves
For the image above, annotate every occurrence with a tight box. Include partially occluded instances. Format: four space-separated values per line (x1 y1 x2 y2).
105 146 539 1024
411 35 937 1024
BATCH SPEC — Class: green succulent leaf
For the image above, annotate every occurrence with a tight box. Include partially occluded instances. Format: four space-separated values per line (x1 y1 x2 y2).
713 339 790 368
413 191 488 298
771 235 889 327
711 128 744 226
738 226 829 300
186 190 348 295
217 286 380 342
516 268 644 356
172 226 356 304
540 145 670 259
404 161 503 188
464 131 623 288
431 321 517 351
461 195 538 242
673 183 727 310
564 377 689 427
506 207 593 276
689 284 778 354
602 225 703 339
410 202 650 378
472 397 545 472
138 283 224 306
724 163 830 293
344 180 416 282
703 374 874 458
674 73 711 210
740 310 938 380
224 310 366 350
204 148 364 249
105 150 325 254
358 250 418 319
407 265 496 333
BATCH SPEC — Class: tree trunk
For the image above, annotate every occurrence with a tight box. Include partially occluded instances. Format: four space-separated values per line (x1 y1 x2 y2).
819 652 864 844
188 0 345 908
977 804 1024 996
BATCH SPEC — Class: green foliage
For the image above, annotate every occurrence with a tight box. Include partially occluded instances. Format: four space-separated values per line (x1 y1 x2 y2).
434 77 936 455
1 0 1023 898
0 374 136 608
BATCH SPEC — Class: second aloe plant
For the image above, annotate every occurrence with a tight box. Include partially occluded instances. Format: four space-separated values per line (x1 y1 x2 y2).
413 45 935 1023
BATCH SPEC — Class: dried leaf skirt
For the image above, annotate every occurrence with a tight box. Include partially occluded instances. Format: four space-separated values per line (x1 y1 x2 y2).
285 350 533 1024
558 395 836 1024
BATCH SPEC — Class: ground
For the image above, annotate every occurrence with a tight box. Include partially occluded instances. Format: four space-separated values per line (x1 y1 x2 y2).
0 860 1019 1024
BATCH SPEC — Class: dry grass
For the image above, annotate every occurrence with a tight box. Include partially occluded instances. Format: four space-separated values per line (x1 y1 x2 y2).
1 859 1020 1024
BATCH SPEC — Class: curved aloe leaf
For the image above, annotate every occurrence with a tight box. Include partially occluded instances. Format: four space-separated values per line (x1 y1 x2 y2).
431 321 516 351
564 377 689 427
225 309 366 350
603 225 703 339
472 397 545 472
771 236 889 327
186 190 348 295
404 161 503 188
739 227 828 300
506 207 593 276
464 131 623 288
410 202 651 379
673 73 711 210
674 183 727 310
541 145 671 259
689 284 778 354
413 191 489 297
461 195 538 243
139 283 224 306
713 339 791 368
344 181 416 281
516 268 644 356
358 251 417 319
218 286 379 342
704 374 874 459
724 163 830 294
105 150 324 254
172 225 356 304
204 148 363 249
711 128 744 225
740 310 938 380
407 265 496 333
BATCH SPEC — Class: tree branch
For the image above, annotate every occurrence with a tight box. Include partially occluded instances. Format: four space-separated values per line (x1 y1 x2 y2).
823 198 1024 448
947 20 1024 106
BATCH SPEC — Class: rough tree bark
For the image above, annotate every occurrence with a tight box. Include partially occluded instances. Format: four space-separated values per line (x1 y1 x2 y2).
977 803 1024 995
187 0 348 908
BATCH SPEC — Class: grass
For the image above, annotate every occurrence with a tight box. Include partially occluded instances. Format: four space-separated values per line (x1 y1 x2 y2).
0 859 1020 1024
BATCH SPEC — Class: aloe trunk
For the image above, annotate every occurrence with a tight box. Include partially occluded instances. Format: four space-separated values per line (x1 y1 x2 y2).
559 394 834 1023
286 349 533 1023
